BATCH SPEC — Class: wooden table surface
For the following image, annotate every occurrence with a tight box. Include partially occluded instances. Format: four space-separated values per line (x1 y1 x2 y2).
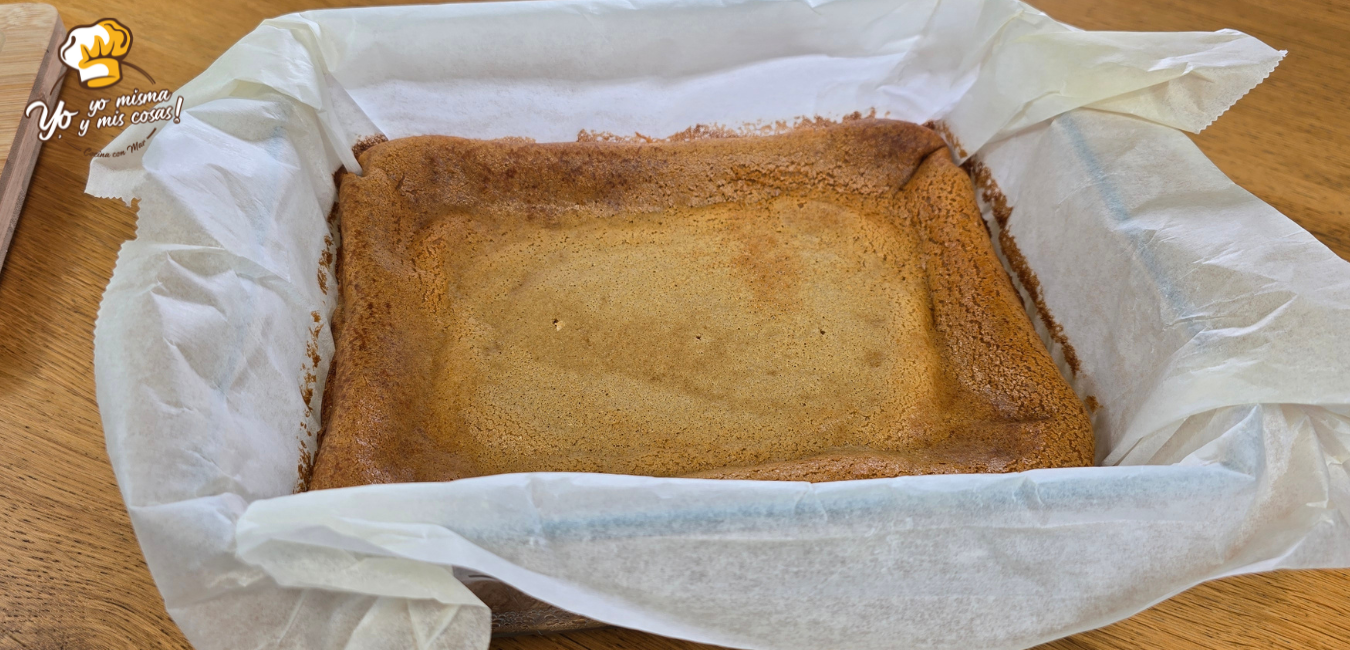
2 0 1348 648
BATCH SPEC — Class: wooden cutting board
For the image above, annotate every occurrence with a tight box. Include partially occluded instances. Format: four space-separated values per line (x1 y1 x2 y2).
0 4 63 274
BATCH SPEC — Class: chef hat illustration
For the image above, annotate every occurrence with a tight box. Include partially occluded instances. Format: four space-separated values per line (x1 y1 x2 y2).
59 19 133 89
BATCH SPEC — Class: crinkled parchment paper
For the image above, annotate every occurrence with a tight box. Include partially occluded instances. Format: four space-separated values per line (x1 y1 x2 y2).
89 1 1350 649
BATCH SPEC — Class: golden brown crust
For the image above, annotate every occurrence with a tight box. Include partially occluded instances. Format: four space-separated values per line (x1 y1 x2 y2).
310 119 1092 490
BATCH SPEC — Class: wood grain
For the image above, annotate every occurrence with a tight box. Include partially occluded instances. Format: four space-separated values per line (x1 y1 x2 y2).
0 4 63 272
0 1 1347 649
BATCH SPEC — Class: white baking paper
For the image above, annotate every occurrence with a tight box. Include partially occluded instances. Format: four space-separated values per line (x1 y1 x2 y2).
89 1 1350 649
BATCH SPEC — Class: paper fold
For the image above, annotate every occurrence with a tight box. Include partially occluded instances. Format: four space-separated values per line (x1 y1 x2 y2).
945 28 1284 156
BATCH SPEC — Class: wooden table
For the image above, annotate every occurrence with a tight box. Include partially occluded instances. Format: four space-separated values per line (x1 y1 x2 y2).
2 0 1347 648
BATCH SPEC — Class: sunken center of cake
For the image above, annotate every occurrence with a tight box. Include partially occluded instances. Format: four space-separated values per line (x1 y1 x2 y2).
432 195 954 476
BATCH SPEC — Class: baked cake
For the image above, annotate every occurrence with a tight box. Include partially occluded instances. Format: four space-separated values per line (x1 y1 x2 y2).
309 119 1093 490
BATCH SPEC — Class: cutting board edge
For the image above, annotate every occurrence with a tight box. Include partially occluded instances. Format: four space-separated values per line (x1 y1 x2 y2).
0 4 65 275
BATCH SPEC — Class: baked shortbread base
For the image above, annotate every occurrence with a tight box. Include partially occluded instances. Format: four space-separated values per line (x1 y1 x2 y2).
310 119 1093 490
